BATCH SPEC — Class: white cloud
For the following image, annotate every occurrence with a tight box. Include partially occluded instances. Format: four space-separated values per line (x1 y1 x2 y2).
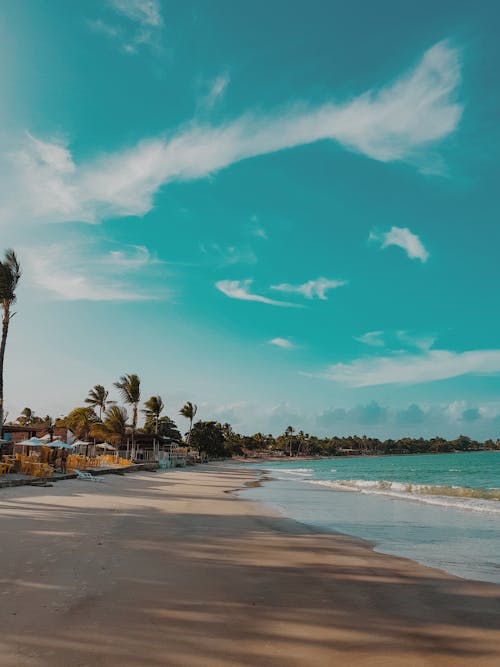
105 245 158 269
271 277 347 300
0 41 462 228
268 337 296 350
200 243 257 266
215 279 299 307
86 19 120 40
200 72 230 110
25 132 75 173
248 215 268 240
88 1 163 54
396 330 435 350
370 226 429 262
317 349 500 387
110 0 163 27
24 244 160 301
355 329 436 350
355 331 385 347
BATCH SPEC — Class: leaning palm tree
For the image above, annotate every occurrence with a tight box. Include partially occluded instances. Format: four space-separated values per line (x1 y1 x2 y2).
143 395 164 435
114 374 141 446
179 401 197 446
85 384 111 420
0 250 21 430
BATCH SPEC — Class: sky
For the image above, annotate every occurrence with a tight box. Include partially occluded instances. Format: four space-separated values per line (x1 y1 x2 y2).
1 0 500 439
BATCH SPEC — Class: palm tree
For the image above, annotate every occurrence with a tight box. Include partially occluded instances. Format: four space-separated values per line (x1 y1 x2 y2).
98 405 128 445
0 250 21 430
143 395 165 460
179 401 197 446
65 407 99 440
17 407 39 427
143 395 164 435
114 374 141 446
285 425 295 457
43 415 55 442
85 385 111 420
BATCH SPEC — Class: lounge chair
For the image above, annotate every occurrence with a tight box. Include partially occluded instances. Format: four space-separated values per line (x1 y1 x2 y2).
74 468 103 483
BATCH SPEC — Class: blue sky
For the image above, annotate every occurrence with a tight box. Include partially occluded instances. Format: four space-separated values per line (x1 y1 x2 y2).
1 0 500 438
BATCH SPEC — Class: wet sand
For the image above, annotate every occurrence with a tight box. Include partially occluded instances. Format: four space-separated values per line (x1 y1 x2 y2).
0 464 498 666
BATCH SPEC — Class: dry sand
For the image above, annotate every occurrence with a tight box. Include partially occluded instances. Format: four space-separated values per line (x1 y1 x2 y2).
0 464 499 667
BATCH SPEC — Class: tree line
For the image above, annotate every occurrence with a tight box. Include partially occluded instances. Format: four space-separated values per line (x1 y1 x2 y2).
6 377 198 448
220 425 500 457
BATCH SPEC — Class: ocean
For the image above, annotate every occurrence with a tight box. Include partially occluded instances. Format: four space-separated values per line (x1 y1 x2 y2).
240 451 500 584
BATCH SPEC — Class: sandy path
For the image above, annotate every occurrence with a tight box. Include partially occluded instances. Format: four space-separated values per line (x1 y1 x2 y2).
0 464 498 666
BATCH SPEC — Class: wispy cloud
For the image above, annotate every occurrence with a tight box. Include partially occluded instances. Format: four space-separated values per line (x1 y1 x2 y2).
271 277 347 300
268 337 296 350
105 244 160 269
88 0 163 54
355 331 385 347
369 226 429 262
199 72 230 110
248 215 268 240
86 18 120 40
200 243 257 267
316 349 500 387
396 330 436 350
215 279 299 307
355 329 436 350
110 0 163 27
0 41 462 228
24 244 161 301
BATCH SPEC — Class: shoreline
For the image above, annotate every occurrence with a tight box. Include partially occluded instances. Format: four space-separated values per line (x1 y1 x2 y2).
237 467 500 583
0 464 499 666
231 449 500 464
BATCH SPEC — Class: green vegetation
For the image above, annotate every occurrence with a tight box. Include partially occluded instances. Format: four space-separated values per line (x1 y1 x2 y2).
85 385 112 420
114 374 141 445
190 421 226 459
219 429 500 457
179 401 197 446
0 249 21 429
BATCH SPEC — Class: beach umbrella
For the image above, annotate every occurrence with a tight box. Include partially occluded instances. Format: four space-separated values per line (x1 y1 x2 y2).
96 442 116 451
49 441 73 449
18 437 44 447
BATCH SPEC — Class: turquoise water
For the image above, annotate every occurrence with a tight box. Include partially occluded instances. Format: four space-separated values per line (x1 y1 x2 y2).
241 452 500 584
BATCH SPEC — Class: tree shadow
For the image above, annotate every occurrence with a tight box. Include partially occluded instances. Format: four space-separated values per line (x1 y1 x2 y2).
0 466 498 666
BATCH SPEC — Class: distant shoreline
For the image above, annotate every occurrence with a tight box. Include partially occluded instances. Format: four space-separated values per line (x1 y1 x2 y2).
231 448 500 464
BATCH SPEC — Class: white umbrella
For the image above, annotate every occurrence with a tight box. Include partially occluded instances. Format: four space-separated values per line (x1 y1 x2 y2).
39 434 56 443
96 442 116 451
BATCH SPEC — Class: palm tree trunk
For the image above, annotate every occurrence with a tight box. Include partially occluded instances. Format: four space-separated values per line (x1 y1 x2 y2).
188 417 193 447
132 404 137 458
0 306 10 433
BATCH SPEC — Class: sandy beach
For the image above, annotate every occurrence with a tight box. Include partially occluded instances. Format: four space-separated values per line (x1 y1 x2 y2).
0 464 499 667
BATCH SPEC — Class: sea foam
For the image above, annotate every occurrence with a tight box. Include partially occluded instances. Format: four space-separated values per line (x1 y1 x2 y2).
306 478 500 514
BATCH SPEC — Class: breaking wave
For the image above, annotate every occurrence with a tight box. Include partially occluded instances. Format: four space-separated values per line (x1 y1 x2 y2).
307 478 500 514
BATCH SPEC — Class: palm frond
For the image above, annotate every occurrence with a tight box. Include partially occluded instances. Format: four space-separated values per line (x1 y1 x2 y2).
113 374 141 404
0 249 21 302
